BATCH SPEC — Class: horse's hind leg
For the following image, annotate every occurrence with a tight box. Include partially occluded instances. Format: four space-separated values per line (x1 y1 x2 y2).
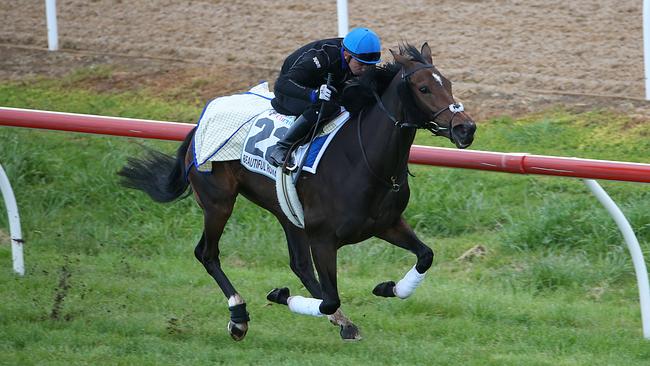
281 225 361 340
373 217 434 299
191 166 249 341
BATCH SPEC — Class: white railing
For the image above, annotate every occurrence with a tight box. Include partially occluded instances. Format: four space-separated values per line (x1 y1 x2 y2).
0 164 24 276
45 0 58 51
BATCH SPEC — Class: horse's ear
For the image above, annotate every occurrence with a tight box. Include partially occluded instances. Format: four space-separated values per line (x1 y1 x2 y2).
421 42 432 64
390 48 410 66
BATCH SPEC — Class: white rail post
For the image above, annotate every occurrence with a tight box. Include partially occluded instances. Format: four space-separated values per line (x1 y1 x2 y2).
337 0 348 37
643 0 650 100
0 164 24 276
45 0 58 51
584 179 650 339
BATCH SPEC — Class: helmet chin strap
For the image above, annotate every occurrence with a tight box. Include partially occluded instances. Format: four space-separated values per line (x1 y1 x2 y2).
345 56 354 69
343 52 358 75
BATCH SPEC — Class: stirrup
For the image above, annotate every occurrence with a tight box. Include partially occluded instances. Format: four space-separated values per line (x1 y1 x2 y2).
285 161 298 172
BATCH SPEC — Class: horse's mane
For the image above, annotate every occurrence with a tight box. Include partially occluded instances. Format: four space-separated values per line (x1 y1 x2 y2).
341 43 427 114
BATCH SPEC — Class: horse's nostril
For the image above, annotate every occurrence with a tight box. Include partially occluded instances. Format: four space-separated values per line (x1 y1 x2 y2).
455 121 476 137
453 124 468 137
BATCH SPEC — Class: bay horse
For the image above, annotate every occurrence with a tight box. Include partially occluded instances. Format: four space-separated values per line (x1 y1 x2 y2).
119 43 476 341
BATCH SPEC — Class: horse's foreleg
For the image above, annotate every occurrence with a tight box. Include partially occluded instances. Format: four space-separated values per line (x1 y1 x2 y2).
284 226 321 298
282 226 361 340
307 242 340 315
373 217 434 299
267 230 360 341
327 309 361 341
267 241 340 315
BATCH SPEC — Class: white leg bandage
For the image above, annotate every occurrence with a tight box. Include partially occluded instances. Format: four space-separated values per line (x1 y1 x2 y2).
394 265 426 299
288 296 324 317
228 294 244 306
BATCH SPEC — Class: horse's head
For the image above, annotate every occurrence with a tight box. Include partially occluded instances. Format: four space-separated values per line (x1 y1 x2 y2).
391 43 476 149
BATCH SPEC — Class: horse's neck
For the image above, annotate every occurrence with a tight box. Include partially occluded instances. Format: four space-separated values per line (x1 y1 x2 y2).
361 82 416 181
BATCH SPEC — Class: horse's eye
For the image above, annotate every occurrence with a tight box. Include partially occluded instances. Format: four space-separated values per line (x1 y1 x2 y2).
419 86 430 94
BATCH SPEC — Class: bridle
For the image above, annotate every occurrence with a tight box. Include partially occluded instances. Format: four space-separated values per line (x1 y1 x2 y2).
372 62 465 144
359 61 464 192
426 101 465 139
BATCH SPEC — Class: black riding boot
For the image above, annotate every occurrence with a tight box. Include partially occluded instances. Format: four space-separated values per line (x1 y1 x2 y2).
268 115 314 167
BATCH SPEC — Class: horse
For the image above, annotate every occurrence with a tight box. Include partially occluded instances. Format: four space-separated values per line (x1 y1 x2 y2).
118 42 476 341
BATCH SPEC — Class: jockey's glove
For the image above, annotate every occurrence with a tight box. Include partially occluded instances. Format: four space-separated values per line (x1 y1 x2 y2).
317 84 338 102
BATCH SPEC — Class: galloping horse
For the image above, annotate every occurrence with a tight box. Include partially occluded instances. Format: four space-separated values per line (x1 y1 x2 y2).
119 43 476 341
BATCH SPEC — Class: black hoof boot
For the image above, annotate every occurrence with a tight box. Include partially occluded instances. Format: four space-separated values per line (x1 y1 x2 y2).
372 281 396 298
266 287 290 305
340 324 362 341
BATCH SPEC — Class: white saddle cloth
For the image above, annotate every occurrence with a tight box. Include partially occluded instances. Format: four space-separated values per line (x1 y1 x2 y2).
191 82 350 229
193 82 274 172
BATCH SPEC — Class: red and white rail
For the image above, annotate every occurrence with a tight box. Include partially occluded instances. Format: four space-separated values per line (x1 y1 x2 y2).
1 107 648 182
1 106 649 338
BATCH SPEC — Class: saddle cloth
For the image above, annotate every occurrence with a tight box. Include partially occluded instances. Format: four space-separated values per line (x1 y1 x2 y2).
192 82 274 172
247 110 349 229
241 109 349 180
191 83 350 229
192 82 349 177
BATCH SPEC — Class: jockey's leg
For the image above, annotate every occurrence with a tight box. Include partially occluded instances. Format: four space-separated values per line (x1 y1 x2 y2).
268 102 339 168
268 113 315 168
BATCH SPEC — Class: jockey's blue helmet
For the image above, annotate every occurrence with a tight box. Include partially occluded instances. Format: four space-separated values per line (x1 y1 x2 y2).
342 27 381 65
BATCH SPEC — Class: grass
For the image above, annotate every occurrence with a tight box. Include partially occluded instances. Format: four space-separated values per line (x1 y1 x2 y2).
0 71 649 365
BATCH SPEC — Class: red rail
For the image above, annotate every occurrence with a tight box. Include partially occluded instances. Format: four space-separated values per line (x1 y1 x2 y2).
0 107 192 141
1 107 649 183
409 146 650 183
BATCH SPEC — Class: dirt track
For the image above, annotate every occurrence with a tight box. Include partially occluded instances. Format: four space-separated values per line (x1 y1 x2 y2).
2 0 650 121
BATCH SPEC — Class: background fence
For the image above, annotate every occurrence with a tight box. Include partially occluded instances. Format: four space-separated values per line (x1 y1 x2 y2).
1 106 650 338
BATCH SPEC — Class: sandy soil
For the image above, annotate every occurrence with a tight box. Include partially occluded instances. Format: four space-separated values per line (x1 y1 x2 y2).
2 0 650 121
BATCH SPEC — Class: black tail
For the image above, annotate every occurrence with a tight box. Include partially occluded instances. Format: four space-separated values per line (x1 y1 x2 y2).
118 128 196 203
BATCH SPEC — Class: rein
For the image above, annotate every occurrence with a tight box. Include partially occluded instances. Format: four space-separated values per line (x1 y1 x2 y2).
357 110 406 192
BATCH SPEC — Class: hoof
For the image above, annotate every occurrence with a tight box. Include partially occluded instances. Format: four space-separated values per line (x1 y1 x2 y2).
340 324 362 341
372 281 396 298
266 287 290 305
227 320 248 341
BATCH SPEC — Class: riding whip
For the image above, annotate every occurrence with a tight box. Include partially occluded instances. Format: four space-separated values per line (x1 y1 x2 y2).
292 73 333 184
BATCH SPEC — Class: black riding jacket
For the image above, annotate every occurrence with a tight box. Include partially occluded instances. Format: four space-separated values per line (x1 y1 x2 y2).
271 38 354 116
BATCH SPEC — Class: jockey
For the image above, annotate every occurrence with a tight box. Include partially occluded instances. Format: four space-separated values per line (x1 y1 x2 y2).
268 27 382 168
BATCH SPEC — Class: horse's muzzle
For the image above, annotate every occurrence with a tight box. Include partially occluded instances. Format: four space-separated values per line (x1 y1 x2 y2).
451 120 476 149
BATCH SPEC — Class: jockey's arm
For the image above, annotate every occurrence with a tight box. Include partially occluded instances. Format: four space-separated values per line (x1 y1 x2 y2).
275 52 330 103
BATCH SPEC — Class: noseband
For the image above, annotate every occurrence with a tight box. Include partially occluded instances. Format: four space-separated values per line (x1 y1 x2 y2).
426 102 464 142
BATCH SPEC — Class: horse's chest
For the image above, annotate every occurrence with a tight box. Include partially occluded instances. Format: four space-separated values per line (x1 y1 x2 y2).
301 174 410 240
333 190 409 241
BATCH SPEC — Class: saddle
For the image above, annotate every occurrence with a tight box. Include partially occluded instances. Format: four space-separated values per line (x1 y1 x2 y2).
281 113 339 173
